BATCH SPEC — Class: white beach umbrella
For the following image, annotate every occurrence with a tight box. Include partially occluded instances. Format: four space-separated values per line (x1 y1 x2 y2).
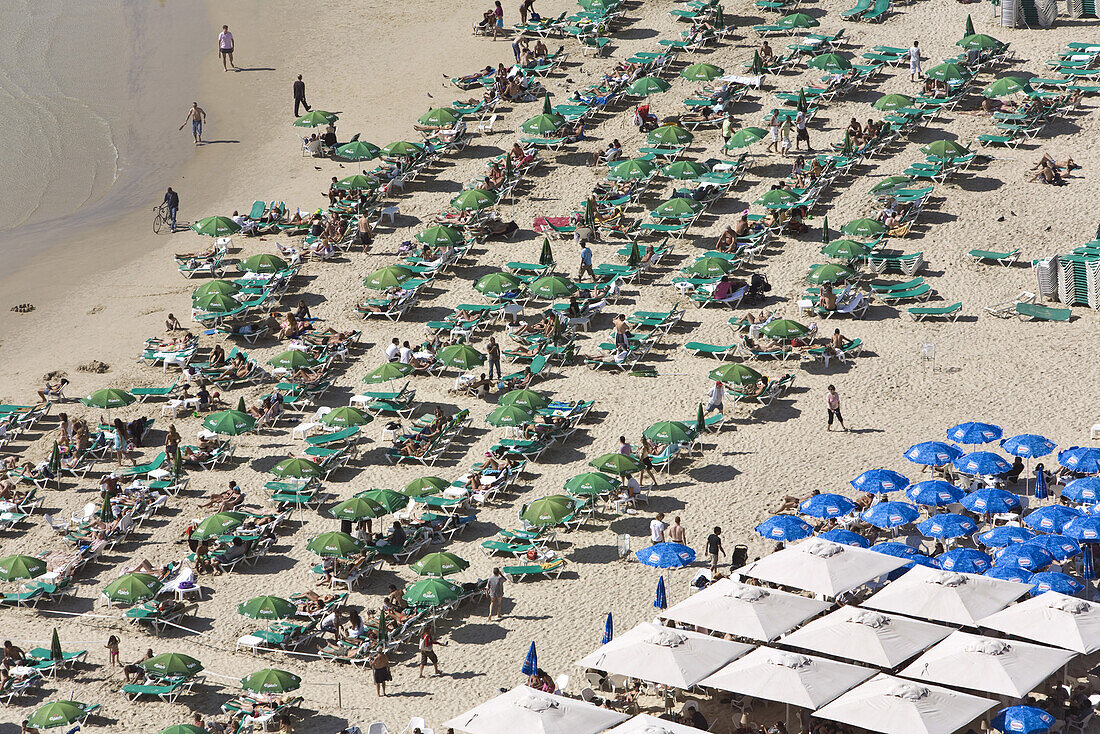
575 622 753 689
898 631 1075 697
604 714 724 734
813 673 997 734
659 578 831 641
736 538 911 598
698 646 874 709
444 686 628 734
780 606 953 669
979 592 1100 654
861 565 1031 626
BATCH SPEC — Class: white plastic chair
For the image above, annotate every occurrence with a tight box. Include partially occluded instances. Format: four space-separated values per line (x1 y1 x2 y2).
554 673 570 694
367 723 390 734
401 717 427 734
478 114 498 134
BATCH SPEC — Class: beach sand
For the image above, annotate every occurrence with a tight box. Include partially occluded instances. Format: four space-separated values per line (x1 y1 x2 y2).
0 0 1099 731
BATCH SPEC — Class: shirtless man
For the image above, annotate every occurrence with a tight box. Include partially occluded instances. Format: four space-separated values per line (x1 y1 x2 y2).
612 313 631 351
179 102 207 145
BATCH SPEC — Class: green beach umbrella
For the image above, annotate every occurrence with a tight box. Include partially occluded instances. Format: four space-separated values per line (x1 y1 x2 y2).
870 175 913 194
984 76 1030 98
873 93 913 111
28 701 92 729
564 472 620 496
521 495 577 526
320 406 371 428
965 13 975 36
293 110 338 127
709 363 763 386
756 188 799 209
590 453 642 475
451 188 497 211
529 275 577 299
418 107 461 127
437 344 485 369
412 551 470 577
103 573 161 605
842 218 887 238
271 457 323 479
240 253 288 274
686 256 736 277
643 421 693 444
797 88 809 113
0 554 46 581
486 404 535 427
681 63 724 81
307 531 363 558
355 488 410 513
696 403 705 434
652 197 705 219
539 238 554 266
627 76 671 96
761 319 810 339
922 139 969 157
334 140 381 161
926 63 966 83
726 126 767 149
474 271 523 297
49 629 61 662
363 264 415 290
500 389 550 410
958 33 1001 50
780 12 818 28
404 577 462 607
80 388 136 409
334 174 376 190
627 242 642 267
267 350 317 370
194 279 240 298
808 53 851 71
842 131 853 156
142 653 204 678
822 216 830 244
584 197 596 228
607 159 656 182
750 51 765 75
647 125 693 146
821 239 872 259
241 669 301 694
191 511 247 541
404 476 447 497
661 161 707 180
47 441 61 478
160 726 207 734
520 112 565 135
192 291 239 312
238 595 297 620
807 263 857 285
190 216 241 237
416 225 463 247
329 496 387 521
202 409 255 436
363 362 414 384
381 141 424 157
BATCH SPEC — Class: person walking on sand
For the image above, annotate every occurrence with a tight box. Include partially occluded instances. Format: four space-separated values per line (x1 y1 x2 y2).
293 74 311 117
486 337 502 380
908 40 922 82
486 567 506 620
826 384 846 431
418 629 447 677
766 110 780 153
371 650 392 696
667 516 687 544
705 380 724 416
492 1 504 39
795 109 810 151
577 240 595 282
180 102 206 145
706 526 725 574
163 187 179 231
218 25 237 71
650 512 668 544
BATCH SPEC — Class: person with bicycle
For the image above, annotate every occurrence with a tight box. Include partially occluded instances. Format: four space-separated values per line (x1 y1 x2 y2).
163 187 180 232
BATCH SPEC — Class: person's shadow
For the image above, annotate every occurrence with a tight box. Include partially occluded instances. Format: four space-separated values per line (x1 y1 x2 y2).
233 66 276 72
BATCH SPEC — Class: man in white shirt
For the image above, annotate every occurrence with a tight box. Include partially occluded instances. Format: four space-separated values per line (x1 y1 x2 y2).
650 512 668 543
705 381 724 416
908 40 922 82
218 25 237 71
384 338 401 362
398 341 414 365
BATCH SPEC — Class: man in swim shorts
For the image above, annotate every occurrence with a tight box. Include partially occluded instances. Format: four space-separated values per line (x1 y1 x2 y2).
179 102 206 145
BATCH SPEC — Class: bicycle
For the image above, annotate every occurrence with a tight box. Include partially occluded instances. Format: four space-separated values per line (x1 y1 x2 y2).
152 204 170 235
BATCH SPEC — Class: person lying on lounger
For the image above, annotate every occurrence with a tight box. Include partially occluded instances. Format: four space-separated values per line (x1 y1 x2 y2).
513 316 556 338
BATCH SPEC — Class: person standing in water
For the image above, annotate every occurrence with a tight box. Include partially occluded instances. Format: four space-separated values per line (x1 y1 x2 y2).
219 25 236 71
179 102 206 145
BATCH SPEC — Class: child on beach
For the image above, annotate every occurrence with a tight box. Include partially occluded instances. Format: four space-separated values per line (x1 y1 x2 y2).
106 635 119 667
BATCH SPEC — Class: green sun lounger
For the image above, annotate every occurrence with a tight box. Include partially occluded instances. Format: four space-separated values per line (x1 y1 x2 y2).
968 248 1020 266
130 377 180 403
908 303 962 322
503 558 567 581
482 540 539 556
842 0 872 18
1015 303 1071 322
683 342 738 359
870 277 924 293
123 681 188 702
876 283 932 302
305 426 360 446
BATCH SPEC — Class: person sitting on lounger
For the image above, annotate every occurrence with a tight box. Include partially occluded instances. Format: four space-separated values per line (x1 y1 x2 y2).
37 378 68 404
183 437 218 465
760 41 775 68
513 315 556 338
819 288 837 312
590 139 622 167
211 537 247 574
218 354 251 381
501 366 534 391
679 108 725 125
737 375 769 397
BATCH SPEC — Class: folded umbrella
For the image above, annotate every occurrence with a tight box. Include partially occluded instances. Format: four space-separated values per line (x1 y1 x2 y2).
936 548 992 573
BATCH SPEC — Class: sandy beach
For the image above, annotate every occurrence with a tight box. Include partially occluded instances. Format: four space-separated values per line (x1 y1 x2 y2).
0 0 1099 731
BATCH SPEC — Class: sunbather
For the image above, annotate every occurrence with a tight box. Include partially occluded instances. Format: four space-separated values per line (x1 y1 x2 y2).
122 649 154 683
36 378 68 404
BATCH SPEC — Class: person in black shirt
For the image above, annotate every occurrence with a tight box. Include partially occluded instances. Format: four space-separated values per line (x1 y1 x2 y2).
163 187 180 231
706 526 725 574
293 74 311 117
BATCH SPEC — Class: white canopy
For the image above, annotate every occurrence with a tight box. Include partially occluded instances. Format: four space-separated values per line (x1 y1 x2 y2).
898 631 1075 697
980 592 1100 654
780 606 953 669
603 714 719 734
813 673 997 734
736 539 911 598
659 578 831 641
444 686 628 734
698 646 874 709
574 622 754 689
861 565 1031 626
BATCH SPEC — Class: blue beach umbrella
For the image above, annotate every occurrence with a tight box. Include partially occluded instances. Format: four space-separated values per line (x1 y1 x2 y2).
904 441 964 466
1085 545 1097 581
961 488 1021 515
636 542 696 568
1063 477 1100 504
817 529 870 548
986 565 1034 583
851 469 910 494
654 576 667 610
602 612 613 644
937 547 992 573
799 493 858 519
917 513 978 540
1000 434 1056 458
991 705 1056 734
977 526 1035 548
522 642 538 676
948 421 1003 444
871 542 921 559
1024 505 1083 533
1058 447 1100 474
1030 571 1085 596
954 451 1012 476
756 515 814 542
1027 534 1081 562
1035 464 1049 499
906 480 965 507
995 543 1055 572
1062 516 1100 542
861 501 920 529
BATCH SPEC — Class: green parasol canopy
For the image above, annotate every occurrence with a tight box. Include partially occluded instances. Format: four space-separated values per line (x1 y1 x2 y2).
520 112 565 135
241 668 301 694
750 50 765 75
202 409 255 436
500 389 549 410
528 275 577 299
415 225 463 247
564 472 620 495
363 362 414 384
607 158 656 181
271 457 323 479
0 554 47 581
160 726 208 734
329 496 387 521
661 161 707 180
984 76 1030 98
842 218 887 238
194 279 240 298
141 652 204 678
190 216 241 237
190 511 247 541
474 271 523 297
761 319 810 339
450 188 497 211
320 406 371 428
869 175 913 194
411 551 470 577
334 140 381 161
404 476 447 497
363 264 415 290
240 253 288 274
486 404 535 427
681 63 724 81
821 239 872 259
103 573 161 605
873 93 913 111
267 350 317 370
626 76 671 96
756 188 799 209
627 242 642 267
642 421 693 444
404 577 463 607
437 344 485 369
589 453 642 475
307 531 364 558
808 53 851 71
79 388 135 409
417 107 461 127
49 629 61 662
686 256 736 277
192 291 239 312
922 139 969 157
292 110 338 127
957 33 1001 50
381 141 425 157
354 488 410 513
334 174 376 190
238 595 297 620
652 197 705 219
780 12 818 28
539 238 554 266
926 63 966 83
807 263 858 285
964 12 975 36
647 124 693 146
709 363 763 385
725 126 767 149
521 495 577 526
28 701 94 729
